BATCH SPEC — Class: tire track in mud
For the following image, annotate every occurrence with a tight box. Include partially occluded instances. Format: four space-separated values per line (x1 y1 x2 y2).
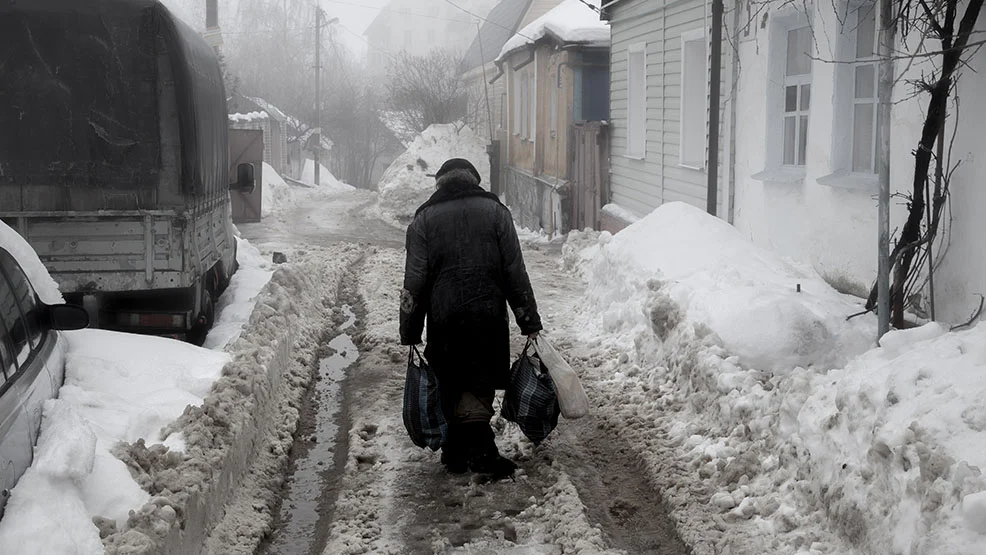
256 256 370 555
548 416 692 554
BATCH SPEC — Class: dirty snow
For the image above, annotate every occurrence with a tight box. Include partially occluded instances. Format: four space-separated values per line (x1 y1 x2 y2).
497 0 609 61
372 123 490 226
0 230 274 554
562 201 986 554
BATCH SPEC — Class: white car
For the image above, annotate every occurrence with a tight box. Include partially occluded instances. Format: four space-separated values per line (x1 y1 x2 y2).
0 247 88 516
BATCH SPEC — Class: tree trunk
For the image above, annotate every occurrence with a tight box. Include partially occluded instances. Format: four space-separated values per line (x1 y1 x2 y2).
868 0 984 326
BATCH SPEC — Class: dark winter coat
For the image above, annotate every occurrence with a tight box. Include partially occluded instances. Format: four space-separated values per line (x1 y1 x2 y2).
399 169 542 393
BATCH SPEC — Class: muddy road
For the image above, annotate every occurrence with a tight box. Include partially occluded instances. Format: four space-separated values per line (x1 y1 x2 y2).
243 195 690 554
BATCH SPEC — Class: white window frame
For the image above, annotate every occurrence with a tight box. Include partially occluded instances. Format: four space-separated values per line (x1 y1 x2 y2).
626 42 647 159
679 29 708 169
850 3 880 174
781 25 812 167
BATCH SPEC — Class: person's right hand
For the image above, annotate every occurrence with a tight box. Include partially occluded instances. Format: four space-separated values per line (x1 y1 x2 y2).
528 331 540 341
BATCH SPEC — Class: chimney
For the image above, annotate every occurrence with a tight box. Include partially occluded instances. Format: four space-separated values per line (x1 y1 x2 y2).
206 0 218 29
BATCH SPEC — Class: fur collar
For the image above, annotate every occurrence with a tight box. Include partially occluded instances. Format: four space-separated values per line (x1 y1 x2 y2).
415 169 503 217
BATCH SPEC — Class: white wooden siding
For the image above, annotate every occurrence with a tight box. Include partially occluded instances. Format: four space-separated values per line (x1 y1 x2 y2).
608 0 731 218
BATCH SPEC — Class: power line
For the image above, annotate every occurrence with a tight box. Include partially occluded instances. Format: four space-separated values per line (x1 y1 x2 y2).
323 0 473 23
441 0 535 41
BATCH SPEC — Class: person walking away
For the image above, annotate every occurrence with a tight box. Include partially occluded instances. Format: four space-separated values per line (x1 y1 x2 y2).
400 158 542 478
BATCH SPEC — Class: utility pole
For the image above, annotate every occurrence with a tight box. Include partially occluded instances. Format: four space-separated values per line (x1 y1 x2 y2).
314 5 322 187
876 0 896 341
706 0 724 216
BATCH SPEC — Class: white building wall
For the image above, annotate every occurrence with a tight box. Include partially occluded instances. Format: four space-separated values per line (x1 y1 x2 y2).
732 3 986 322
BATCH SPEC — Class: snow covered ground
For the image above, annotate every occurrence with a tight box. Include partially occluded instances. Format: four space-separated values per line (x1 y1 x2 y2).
561 201 986 554
3 154 984 554
371 123 490 227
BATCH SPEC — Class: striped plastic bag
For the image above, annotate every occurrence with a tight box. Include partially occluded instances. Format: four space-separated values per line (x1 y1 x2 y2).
402 346 447 451
502 341 561 445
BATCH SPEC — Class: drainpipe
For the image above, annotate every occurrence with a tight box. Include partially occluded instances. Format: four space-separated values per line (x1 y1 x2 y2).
726 0 741 224
706 0 724 216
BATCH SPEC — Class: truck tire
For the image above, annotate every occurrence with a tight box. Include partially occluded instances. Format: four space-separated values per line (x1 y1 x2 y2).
189 288 215 346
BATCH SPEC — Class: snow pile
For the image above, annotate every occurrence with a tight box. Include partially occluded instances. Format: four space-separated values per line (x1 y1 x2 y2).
0 220 63 304
301 159 356 194
563 201 986 553
601 203 640 225
0 332 231 552
793 323 986 553
260 162 297 218
497 0 609 61
574 201 874 371
203 236 274 350
228 111 269 123
374 123 490 226
99 244 364 554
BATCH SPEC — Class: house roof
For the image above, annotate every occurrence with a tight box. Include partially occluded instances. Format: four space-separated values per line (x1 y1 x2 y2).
460 0 533 73
496 0 608 62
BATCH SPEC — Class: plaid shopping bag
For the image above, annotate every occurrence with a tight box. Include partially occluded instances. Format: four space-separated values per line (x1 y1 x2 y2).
501 341 561 446
402 346 447 451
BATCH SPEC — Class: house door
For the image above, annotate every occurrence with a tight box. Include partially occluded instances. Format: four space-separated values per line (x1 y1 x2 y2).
229 128 264 223
570 121 609 230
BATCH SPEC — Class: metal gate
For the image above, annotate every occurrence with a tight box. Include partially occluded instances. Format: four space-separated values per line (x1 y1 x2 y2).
569 121 609 231
229 128 264 223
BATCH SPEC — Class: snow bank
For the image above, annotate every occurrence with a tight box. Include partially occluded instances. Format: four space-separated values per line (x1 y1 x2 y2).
563 201 986 553
0 219 63 304
98 244 364 554
301 159 356 194
374 123 490 226
497 0 608 61
203 237 274 350
0 331 231 553
794 323 986 553
601 203 639 225
576 201 874 371
261 162 295 218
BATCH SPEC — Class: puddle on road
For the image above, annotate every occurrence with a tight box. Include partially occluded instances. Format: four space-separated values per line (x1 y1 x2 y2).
260 306 358 555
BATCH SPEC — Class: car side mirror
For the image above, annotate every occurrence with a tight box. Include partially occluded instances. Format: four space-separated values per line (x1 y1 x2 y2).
46 304 90 331
230 163 256 195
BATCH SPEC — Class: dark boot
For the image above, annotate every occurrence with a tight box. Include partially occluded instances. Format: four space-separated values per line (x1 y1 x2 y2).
463 422 516 479
440 424 468 474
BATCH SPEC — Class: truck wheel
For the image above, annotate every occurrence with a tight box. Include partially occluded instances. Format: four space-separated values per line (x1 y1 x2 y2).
189 289 215 346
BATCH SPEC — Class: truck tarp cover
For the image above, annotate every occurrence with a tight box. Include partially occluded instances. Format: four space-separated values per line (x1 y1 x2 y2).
0 0 227 198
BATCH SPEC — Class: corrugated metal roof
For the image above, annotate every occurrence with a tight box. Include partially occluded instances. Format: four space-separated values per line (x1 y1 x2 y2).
459 0 533 72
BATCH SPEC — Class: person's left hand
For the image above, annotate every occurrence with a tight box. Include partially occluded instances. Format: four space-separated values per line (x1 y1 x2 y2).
528 331 540 341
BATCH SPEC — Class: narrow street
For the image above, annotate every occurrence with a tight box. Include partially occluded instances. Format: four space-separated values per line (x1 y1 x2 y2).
238 190 689 554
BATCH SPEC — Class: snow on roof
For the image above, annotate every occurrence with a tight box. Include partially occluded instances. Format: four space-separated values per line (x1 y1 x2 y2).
496 0 608 62
246 96 290 122
228 111 269 123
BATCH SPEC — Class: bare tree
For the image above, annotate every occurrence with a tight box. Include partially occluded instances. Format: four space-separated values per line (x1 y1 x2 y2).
384 49 470 142
320 53 401 189
860 0 985 326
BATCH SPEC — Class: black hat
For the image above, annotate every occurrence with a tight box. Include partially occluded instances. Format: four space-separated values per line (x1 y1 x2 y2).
433 158 482 184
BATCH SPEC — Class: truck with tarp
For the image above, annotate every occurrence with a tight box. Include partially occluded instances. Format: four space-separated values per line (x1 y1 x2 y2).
0 0 255 344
